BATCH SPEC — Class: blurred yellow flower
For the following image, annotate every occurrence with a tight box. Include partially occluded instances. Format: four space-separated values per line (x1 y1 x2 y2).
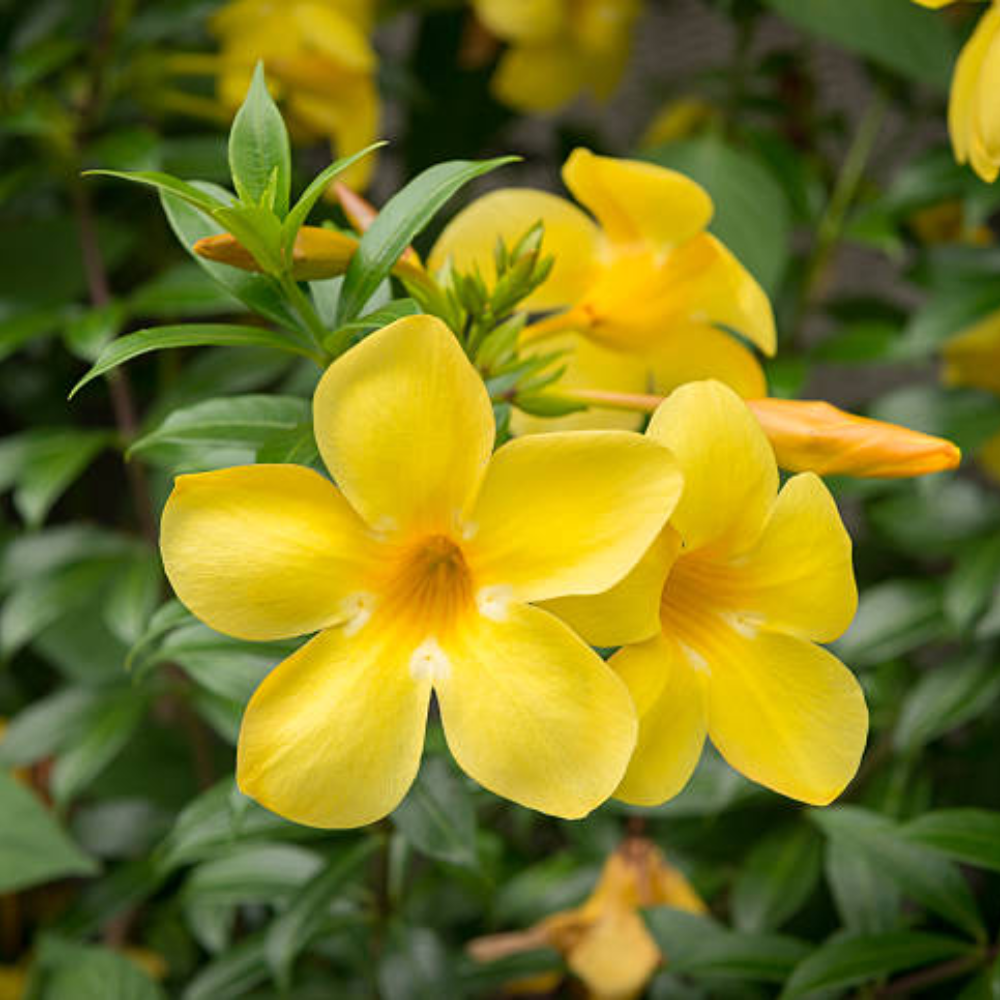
943 308 1000 478
914 0 1000 183
470 837 705 1000
474 0 642 112
210 0 380 190
430 148 775 434
547 381 868 808
640 96 716 148
160 316 683 828
908 199 994 246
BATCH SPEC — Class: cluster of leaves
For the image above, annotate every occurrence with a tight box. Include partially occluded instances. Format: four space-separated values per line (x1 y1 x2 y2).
2 0 1000 997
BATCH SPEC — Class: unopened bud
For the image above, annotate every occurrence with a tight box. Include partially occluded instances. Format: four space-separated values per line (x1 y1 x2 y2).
193 226 358 280
747 398 961 479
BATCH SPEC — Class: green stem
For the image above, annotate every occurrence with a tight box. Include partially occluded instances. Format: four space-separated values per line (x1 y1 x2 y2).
792 90 889 344
279 274 332 362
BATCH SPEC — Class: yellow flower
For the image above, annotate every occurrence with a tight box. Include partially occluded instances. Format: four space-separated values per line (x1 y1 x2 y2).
210 0 380 190
160 316 683 827
908 199 995 246
547 381 868 807
943 307 1000 479
474 0 642 113
470 837 705 1000
640 97 716 148
430 148 775 434
915 0 1000 182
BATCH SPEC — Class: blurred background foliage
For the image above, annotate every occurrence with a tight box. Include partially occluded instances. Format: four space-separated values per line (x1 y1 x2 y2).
3 0 1000 996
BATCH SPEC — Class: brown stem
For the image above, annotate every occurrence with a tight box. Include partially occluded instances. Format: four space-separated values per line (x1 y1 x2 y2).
71 178 158 546
875 947 996 997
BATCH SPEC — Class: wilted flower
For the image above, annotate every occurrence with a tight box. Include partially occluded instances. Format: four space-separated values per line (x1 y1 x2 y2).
469 837 705 1000
160 316 683 827
473 0 642 112
211 0 380 190
915 0 1000 183
548 381 868 807
430 149 774 433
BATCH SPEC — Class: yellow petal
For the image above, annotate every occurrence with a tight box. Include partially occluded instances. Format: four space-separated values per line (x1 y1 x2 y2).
979 429 1000 481
161 465 376 641
562 147 714 250
975 13 1000 162
474 0 565 43
568 909 661 1000
613 636 708 806
237 626 430 828
912 0 957 7
428 189 600 310
490 40 587 112
313 316 494 534
542 529 681 648
647 381 778 555
949 4 1000 169
435 603 637 819
735 473 857 642
672 234 777 356
294 2 375 72
707 629 868 805
512 332 649 435
943 308 1000 393
469 431 682 602
649 322 767 399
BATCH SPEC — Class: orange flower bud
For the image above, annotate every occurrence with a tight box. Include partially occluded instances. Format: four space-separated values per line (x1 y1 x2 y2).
747 398 961 479
193 226 358 280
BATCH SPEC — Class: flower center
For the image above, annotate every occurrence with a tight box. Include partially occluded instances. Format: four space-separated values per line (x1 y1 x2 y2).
384 534 474 641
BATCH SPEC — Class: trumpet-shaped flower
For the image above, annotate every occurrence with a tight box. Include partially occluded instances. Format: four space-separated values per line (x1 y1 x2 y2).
943 307 1000 479
547 381 868 807
470 837 705 1000
474 0 642 113
914 0 1000 183
211 0 379 190
429 149 775 434
160 316 683 827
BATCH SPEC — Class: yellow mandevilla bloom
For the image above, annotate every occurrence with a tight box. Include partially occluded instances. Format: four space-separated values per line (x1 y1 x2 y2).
211 0 379 190
548 381 868 807
942 308 1000 478
429 148 775 434
160 316 683 828
474 0 642 112
914 0 1000 183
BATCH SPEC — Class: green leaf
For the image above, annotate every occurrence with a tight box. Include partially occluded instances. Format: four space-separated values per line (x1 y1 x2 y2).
228 62 291 216
85 169 228 214
182 843 324 906
282 143 386 257
644 136 792 292
895 652 1000 753
731 823 822 933
129 395 310 460
104 550 162 645
0 428 111 527
782 931 975 998
324 298 422 350
336 156 518 323
761 0 959 89
945 535 1000 634
182 934 269 1000
0 686 99 767
644 909 808 982
34 936 165 1000
50 688 149 807
160 186 300 330
264 839 377 990
393 756 479 871
833 579 947 667
825 840 902 933
901 810 1000 874
811 806 983 938
0 770 97 892
70 324 319 399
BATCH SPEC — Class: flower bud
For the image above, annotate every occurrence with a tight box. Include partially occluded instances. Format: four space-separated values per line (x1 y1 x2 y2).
747 398 961 478
193 226 358 280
